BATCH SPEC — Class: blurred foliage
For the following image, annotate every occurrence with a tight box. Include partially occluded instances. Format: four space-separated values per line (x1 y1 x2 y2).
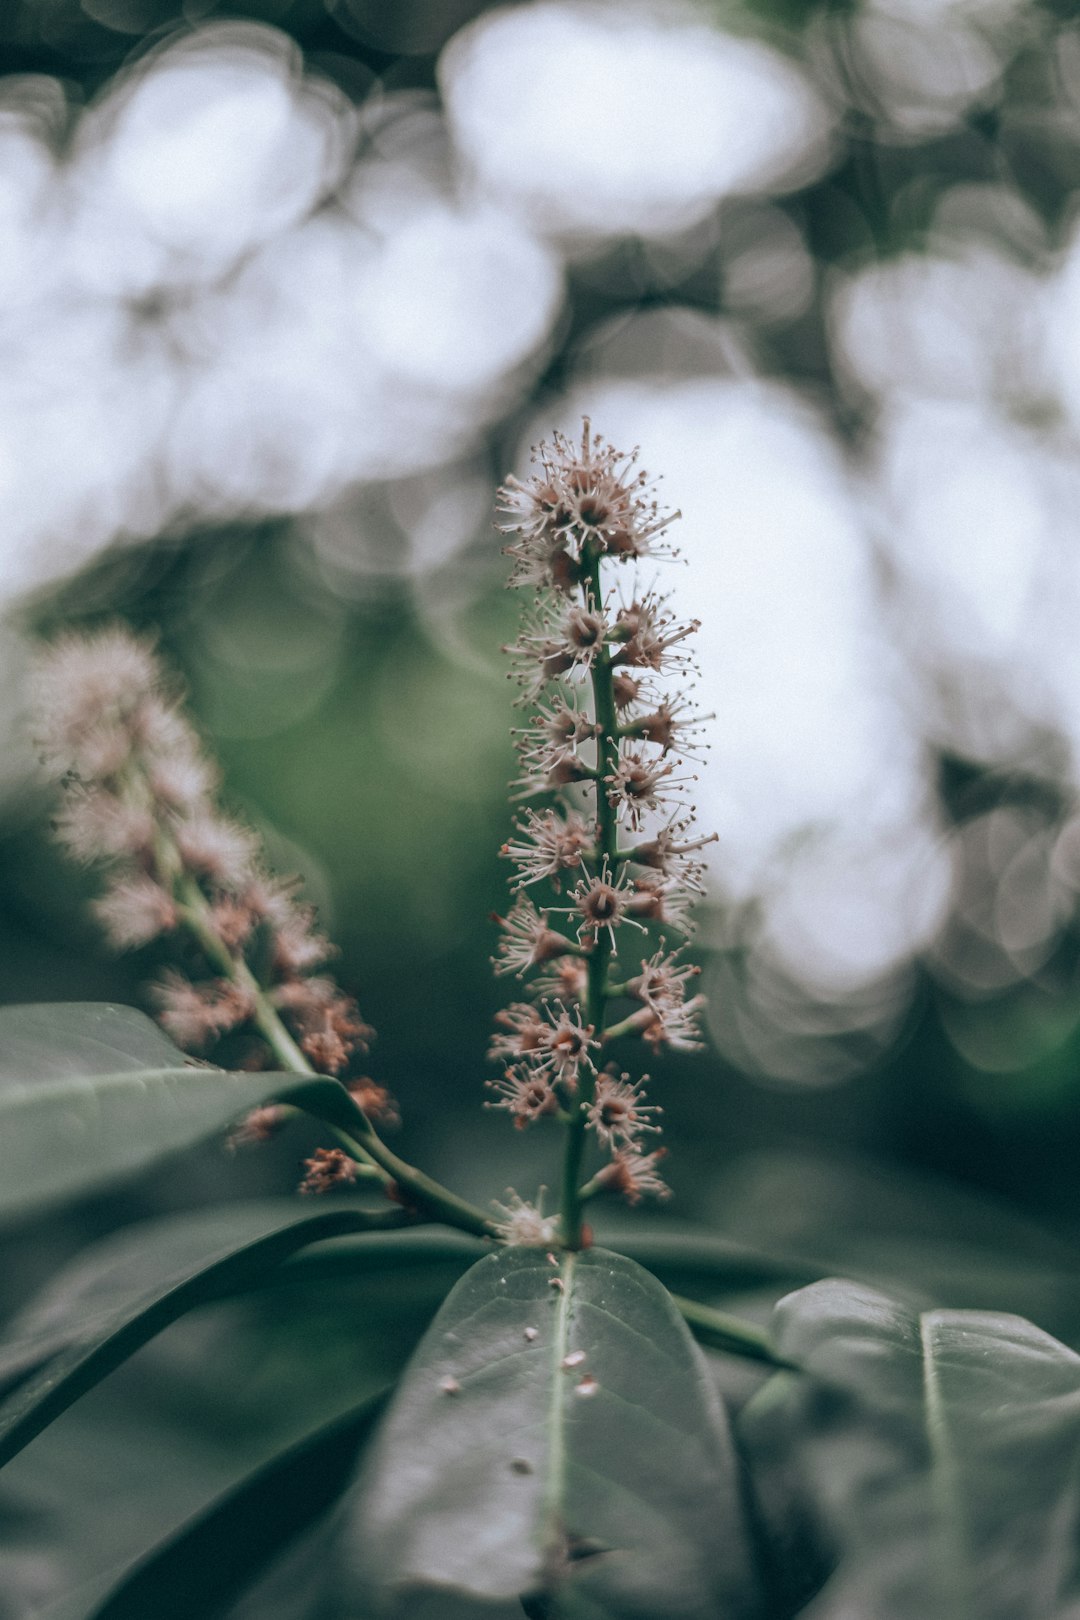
7 4 1080 1613
3 0 1080 1327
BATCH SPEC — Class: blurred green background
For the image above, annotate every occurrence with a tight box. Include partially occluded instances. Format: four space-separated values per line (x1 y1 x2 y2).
3 0 1080 1313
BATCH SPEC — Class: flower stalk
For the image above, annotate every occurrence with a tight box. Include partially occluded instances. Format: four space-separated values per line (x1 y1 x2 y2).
490 420 716 1247
31 626 497 1242
30 420 718 1263
560 551 621 1246
27 513 784 1362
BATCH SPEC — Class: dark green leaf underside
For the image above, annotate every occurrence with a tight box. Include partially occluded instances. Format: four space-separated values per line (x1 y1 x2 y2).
87 1390 390 1620
0 1230 472 1620
0 1202 425 1469
740 1278 1080 1620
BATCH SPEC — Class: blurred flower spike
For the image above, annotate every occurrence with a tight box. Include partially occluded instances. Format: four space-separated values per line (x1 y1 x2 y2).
490 421 715 1245
31 625 382 1111
30 432 716 1248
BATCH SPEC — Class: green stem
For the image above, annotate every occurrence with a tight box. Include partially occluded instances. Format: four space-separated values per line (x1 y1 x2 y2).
671 1294 793 1368
599 1009 651 1046
336 1127 498 1240
558 1088 589 1249
176 878 311 1074
175 879 498 1242
560 551 620 1250
575 1172 607 1205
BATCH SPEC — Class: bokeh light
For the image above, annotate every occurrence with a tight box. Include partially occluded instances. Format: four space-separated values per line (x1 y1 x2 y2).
440 2 834 240
0 31 564 606
2 0 1080 1210
65 24 355 297
812 0 1034 138
508 369 950 1080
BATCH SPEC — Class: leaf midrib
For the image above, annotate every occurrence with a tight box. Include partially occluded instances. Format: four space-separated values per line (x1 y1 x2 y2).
542 1250 576 1572
1 1066 313 1102
919 1312 971 1619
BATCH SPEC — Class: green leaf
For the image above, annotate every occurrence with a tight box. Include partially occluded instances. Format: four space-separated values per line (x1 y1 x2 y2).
84 1391 389 1620
24 1397 389 1620
0 1001 206 1080
346 1246 759 1620
0 1202 419 1469
0 1235 471 1619
0 1002 365 1220
739 1278 1080 1618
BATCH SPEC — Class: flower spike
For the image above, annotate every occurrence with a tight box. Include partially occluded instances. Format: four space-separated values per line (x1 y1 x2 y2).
489 420 715 1243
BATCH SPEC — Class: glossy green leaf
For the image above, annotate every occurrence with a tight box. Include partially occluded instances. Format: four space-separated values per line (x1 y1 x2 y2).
0 1002 204 1080
0 1002 368 1219
346 1246 759 1620
0 1201 424 1469
739 1278 1080 1618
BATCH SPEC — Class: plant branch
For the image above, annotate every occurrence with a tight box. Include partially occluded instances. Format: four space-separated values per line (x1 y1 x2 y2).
599 1009 652 1046
671 1294 794 1368
175 878 313 1075
176 879 498 1241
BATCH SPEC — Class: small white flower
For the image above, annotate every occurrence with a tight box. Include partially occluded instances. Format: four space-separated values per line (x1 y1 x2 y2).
490 1189 560 1247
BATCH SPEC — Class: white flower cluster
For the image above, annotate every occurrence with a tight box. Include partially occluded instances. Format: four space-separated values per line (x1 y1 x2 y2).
489 423 716 1215
32 625 375 1084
